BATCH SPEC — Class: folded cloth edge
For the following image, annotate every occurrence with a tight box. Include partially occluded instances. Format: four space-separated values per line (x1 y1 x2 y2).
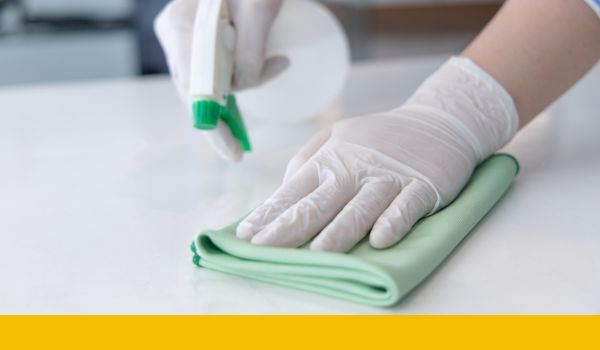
191 153 519 307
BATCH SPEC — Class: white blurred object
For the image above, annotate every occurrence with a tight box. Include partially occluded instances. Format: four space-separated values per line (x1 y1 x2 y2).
237 0 350 124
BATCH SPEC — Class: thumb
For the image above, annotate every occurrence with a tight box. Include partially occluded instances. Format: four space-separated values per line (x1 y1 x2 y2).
228 0 282 89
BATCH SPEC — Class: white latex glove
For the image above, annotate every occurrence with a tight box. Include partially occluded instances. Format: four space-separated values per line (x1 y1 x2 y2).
236 57 519 252
154 0 285 162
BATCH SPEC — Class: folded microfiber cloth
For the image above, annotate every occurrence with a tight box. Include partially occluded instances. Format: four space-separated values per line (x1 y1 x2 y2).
191 154 519 307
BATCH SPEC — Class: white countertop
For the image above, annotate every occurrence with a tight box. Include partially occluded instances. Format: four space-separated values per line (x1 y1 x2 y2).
1 56 599 314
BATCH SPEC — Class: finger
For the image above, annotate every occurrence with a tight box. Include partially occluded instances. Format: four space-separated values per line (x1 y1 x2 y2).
369 180 437 249
250 179 357 248
310 179 401 253
236 162 319 240
228 0 283 89
283 128 331 183
154 0 197 105
204 120 244 162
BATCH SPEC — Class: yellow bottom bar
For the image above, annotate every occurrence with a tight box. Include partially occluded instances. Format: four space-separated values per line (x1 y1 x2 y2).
1 316 599 348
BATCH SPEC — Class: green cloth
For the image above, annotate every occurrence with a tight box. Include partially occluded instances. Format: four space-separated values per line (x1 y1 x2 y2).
191 154 519 307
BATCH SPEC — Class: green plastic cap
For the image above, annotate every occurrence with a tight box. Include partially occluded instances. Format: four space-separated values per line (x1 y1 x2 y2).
193 100 221 130
191 95 252 152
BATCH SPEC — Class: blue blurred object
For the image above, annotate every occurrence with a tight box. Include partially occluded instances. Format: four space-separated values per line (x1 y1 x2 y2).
133 0 169 75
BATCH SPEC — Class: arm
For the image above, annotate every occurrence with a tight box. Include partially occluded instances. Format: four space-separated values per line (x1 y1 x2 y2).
237 0 600 252
463 0 600 127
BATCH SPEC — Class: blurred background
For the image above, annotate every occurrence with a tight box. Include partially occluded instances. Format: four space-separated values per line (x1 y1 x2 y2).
0 0 502 87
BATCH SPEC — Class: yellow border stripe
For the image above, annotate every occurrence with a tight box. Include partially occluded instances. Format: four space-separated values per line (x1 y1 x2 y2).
2 316 599 348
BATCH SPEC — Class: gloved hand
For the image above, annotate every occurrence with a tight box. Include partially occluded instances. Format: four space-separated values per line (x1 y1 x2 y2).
236 57 519 252
154 0 284 162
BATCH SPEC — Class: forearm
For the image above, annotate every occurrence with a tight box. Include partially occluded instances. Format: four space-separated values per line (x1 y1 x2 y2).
462 0 600 127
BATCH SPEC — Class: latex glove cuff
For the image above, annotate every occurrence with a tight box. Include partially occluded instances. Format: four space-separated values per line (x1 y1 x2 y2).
402 56 519 163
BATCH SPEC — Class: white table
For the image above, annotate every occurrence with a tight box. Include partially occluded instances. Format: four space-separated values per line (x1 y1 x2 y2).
1 56 599 314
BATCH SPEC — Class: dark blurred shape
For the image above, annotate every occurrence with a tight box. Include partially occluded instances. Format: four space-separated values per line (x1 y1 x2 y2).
133 0 169 75
22 14 131 33
0 0 25 34
0 0 133 35
327 2 501 60
369 4 500 32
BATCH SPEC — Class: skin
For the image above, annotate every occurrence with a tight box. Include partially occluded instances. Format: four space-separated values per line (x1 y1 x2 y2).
462 0 600 127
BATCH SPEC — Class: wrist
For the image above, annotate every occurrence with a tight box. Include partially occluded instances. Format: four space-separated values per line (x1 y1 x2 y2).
401 57 519 163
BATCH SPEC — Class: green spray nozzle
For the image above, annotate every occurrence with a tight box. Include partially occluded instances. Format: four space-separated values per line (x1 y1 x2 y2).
192 95 252 152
